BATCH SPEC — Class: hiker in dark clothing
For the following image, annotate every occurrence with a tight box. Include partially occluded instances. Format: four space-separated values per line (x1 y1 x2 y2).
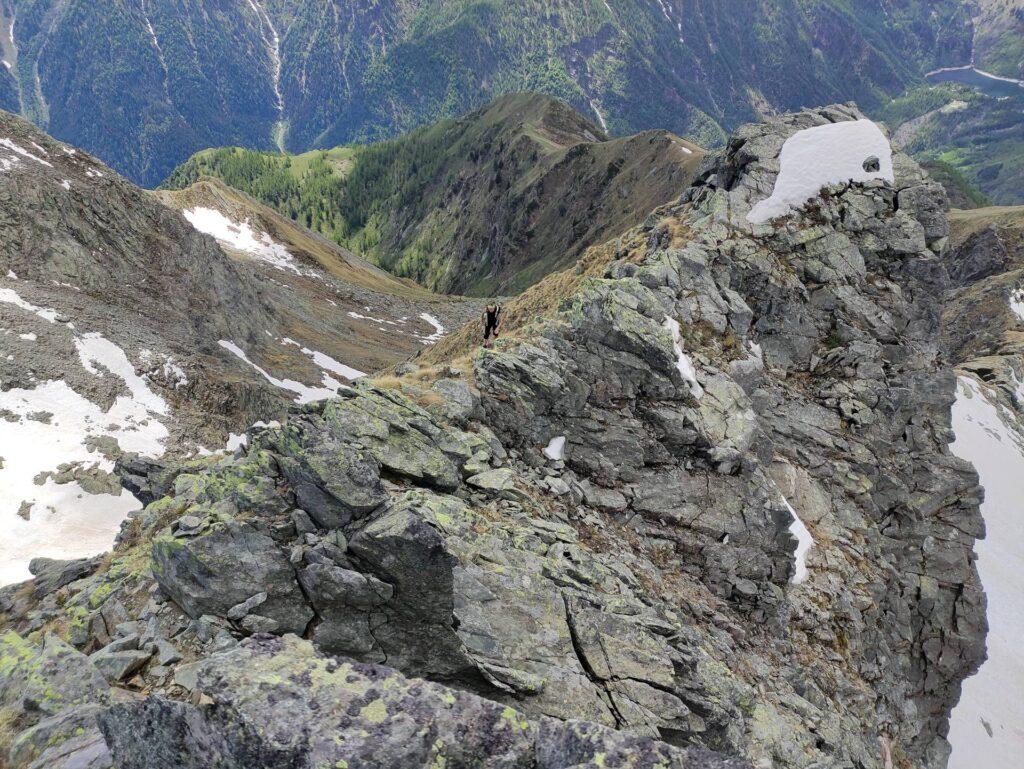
482 304 502 347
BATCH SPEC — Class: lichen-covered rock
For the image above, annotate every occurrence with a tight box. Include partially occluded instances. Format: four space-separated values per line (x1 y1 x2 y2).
99 635 750 769
0 633 112 769
152 519 312 635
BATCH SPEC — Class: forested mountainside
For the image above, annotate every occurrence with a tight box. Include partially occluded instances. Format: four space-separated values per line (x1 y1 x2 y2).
164 94 704 296
0 0 974 187
972 0 1024 79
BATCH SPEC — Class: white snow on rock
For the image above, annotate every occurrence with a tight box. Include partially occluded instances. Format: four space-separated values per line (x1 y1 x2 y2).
0 287 60 323
662 317 703 397
347 310 404 327
219 340 345 404
748 119 894 224
1009 288 1024 324
417 313 446 344
281 337 366 381
300 347 365 381
947 376 1024 769
543 436 566 461
0 332 172 585
183 207 303 275
0 137 53 168
781 495 814 585
74 333 170 430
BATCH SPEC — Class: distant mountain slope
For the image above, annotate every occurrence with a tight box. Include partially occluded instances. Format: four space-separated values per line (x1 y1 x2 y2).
0 0 973 186
165 94 705 296
881 82 1024 205
972 0 1024 79
0 109 481 582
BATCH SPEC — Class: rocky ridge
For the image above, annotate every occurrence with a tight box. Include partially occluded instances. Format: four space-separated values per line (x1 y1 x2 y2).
0 105 987 769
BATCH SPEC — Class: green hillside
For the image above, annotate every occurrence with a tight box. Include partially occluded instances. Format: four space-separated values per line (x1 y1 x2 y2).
164 93 704 296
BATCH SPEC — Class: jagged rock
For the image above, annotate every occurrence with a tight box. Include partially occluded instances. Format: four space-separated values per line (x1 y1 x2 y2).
296 563 392 655
99 635 750 769
7 703 113 769
269 421 388 529
0 632 110 719
28 556 102 599
0 106 990 769
152 519 312 635
225 592 267 621
466 467 517 492
90 647 152 683
430 377 481 424
0 633 112 769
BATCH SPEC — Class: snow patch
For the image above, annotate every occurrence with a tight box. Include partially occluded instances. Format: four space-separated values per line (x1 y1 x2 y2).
662 317 703 397
0 333 172 585
543 436 566 461
0 287 60 323
74 333 170 423
748 119 894 224
183 207 304 275
219 340 344 404
282 337 366 381
1009 288 1024 323
0 137 53 168
417 313 446 344
947 376 1024 768
781 495 813 584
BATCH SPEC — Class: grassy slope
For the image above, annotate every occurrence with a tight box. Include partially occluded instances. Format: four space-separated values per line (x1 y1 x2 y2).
154 177 432 300
164 93 704 297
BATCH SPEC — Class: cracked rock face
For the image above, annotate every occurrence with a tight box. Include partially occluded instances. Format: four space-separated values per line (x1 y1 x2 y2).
0 105 987 769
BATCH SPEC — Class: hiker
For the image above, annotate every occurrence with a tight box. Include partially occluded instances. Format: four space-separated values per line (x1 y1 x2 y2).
481 303 502 347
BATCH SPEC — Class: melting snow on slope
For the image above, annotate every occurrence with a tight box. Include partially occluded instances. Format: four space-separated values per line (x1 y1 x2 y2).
281 337 366 381
417 313 445 344
662 317 703 397
0 331 171 585
748 119 894 224
947 376 1024 769
0 287 60 322
0 137 53 168
183 207 304 275
1009 288 1024 324
780 495 813 585
219 340 357 405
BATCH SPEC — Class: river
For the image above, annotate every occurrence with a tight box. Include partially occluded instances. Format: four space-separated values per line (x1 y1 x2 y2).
926 66 1024 100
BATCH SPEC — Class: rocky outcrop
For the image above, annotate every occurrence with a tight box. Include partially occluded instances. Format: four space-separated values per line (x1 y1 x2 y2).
0 106 987 769
100 634 749 769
